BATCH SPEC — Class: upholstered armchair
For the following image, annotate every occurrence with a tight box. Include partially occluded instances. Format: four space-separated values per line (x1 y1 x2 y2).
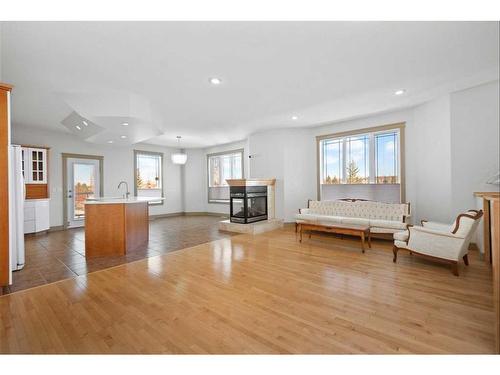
393 210 483 276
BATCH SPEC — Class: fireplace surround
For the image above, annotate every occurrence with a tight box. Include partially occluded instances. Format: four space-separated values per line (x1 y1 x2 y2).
220 178 282 234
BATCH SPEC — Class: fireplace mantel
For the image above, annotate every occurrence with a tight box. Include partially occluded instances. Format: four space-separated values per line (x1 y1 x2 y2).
226 178 276 187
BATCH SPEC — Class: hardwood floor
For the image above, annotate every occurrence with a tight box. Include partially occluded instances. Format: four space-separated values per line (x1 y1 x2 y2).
2 215 234 294
0 226 495 353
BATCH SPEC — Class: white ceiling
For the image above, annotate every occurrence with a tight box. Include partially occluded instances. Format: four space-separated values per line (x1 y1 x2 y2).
1 21 498 148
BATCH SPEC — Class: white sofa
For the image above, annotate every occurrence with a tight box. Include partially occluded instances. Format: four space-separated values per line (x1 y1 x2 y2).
295 200 410 234
393 209 483 276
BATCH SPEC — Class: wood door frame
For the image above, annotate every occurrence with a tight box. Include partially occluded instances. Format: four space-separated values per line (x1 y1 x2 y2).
62 153 104 229
0 83 13 287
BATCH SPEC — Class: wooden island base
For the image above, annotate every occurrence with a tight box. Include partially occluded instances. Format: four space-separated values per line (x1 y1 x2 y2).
85 201 149 257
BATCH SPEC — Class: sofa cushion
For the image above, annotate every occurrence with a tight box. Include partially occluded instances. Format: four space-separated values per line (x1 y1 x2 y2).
295 213 344 224
295 213 320 222
317 216 345 225
369 219 407 230
341 217 370 226
393 231 409 241
370 227 401 234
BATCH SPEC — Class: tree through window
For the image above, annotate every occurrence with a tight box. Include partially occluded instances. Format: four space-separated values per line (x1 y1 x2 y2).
320 129 400 185
134 150 163 205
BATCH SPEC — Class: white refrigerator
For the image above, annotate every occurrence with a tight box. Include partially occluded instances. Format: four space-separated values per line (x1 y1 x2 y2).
9 145 25 283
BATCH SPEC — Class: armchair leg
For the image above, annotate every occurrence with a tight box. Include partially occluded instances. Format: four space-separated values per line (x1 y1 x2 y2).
451 262 459 276
463 254 469 266
392 246 398 263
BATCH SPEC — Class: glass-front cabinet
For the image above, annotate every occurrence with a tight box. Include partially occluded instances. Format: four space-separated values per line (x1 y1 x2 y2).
21 147 48 184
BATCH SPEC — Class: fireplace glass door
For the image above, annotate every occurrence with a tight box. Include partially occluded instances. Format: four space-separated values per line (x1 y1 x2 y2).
231 198 246 221
246 196 267 223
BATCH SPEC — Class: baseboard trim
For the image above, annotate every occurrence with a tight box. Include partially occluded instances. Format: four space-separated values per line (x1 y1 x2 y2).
184 212 228 217
149 212 229 220
148 212 185 220
48 225 65 232
48 212 230 230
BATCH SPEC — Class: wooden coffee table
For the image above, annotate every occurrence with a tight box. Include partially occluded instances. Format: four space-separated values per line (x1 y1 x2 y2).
298 222 371 253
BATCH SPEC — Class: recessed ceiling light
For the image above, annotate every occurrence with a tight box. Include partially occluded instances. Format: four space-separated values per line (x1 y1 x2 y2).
107 140 113 144
120 135 127 139
75 125 82 130
121 122 129 126
292 116 299 120
82 120 88 126
394 89 406 96
209 77 222 85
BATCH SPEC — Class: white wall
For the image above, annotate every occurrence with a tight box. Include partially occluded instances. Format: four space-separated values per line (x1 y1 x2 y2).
183 139 249 215
248 128 316 222
411 96 453 223
450 81 500 216
248 130 286 220
12 126 183 227
183 148 206 213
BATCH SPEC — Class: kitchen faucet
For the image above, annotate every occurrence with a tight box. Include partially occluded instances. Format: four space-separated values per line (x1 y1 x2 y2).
118 181 130 199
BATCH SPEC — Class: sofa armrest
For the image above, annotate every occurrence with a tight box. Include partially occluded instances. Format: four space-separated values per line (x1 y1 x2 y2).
299 208 310 214
410 225 465 239
421 221 451 233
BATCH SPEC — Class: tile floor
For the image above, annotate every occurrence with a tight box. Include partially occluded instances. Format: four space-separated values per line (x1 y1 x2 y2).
2 215 235 295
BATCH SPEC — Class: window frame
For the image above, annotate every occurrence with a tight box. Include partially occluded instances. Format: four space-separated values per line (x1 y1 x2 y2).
316 122 406 201
133 149 164 206
207 148 244 204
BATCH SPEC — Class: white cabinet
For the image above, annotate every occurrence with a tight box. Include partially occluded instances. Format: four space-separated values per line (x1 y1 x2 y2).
21 147 47 184
24 199 50 234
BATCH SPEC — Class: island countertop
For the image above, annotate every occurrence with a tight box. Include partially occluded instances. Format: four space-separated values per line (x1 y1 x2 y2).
85 197 165 205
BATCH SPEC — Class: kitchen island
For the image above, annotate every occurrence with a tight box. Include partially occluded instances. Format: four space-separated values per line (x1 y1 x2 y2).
84 197 163 257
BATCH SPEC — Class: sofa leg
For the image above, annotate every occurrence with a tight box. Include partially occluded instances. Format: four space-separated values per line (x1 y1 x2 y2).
463 254 469 266
451 262 459 276
392 246 398 263
295 222 297 233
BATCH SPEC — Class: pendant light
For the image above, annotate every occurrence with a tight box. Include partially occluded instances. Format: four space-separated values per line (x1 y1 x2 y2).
171 136 188 165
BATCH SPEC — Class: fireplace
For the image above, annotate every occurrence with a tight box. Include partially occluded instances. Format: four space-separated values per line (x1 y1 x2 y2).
230 185 268 224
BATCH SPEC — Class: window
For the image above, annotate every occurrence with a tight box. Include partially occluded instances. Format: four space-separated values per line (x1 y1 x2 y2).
207 149 244 203
134 150 163 205
375 132 398 183
345 134 369 183
322 138 343 184
318 125 403 202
